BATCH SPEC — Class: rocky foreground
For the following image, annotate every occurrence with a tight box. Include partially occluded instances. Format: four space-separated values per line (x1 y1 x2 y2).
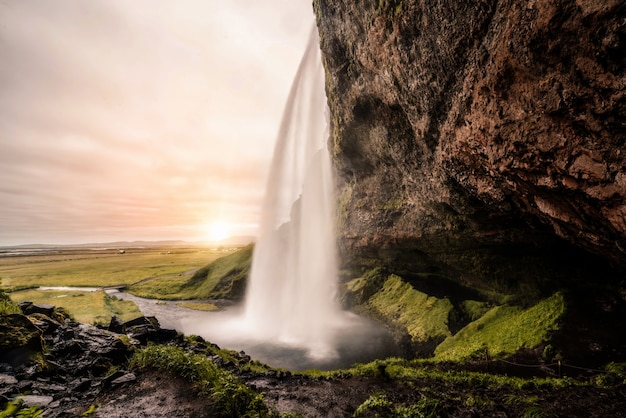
1 303 626 417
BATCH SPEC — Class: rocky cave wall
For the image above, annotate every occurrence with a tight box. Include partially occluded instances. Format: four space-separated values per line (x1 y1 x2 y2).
313 0 626 295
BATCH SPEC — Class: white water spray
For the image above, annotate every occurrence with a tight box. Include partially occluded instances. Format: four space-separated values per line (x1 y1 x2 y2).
174 23 398 370
243 25 340 358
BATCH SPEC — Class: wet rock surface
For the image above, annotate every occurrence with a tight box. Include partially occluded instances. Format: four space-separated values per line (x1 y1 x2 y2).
313 0 626 282
0 306 183 417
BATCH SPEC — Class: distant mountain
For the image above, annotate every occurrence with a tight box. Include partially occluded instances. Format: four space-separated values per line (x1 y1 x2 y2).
0 237 255 250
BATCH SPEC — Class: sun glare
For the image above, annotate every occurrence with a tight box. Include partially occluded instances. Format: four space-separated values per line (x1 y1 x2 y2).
205 220 231 243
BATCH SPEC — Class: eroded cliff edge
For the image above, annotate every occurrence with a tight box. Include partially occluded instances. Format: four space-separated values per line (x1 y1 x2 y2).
313 0 626 358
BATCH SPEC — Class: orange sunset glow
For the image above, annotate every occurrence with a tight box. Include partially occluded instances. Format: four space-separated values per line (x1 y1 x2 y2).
0 0 314 245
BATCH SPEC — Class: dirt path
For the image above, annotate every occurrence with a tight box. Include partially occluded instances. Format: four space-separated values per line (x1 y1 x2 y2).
81 369 626 417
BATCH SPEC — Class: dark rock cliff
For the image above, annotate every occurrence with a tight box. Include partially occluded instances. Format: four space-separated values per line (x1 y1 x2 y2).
314 0 626 298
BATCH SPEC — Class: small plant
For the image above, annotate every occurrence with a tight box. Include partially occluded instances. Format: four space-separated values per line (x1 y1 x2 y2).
465 395 492 408
354 393 393 417
0 400 43 418
502 394 539 405
605 362 626 384
521 406 548 418
354 393 446 418
398 397 446 418
0 283 21 314
80 404 100 417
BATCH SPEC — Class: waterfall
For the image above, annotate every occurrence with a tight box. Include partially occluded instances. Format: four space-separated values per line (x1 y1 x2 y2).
185 23 398 370
243 24 340 358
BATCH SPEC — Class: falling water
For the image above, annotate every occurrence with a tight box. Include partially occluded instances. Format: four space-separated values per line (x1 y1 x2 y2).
243 24 340 358
175 24 399 370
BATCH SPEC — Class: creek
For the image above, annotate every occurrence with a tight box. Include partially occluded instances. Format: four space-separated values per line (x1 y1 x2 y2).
111 290 400 371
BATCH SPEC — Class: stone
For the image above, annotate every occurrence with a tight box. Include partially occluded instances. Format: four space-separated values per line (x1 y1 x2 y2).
19 302 55 317
124 316 160 329
0 314 43 367
0 374 17 385
69 377 92 392
18 395 54 408
110 373 136 386
108 315 125 333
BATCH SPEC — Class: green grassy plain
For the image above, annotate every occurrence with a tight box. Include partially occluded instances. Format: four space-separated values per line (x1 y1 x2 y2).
0 246 229 289
1 245 240 323
9 289 142 324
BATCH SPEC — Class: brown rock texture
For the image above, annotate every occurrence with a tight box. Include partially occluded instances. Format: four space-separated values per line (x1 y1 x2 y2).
314 0 626 288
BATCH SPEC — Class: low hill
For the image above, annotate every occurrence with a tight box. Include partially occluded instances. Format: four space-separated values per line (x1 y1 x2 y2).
174 245 254 300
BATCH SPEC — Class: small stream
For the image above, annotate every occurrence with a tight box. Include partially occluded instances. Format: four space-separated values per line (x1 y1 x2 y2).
27 287 401 370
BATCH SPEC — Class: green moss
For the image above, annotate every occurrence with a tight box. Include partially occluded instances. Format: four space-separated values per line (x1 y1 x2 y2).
341 266 388 307
0 400 43 418
434 292 565 361
368 274 453 344
0 314 43 365
459 300 491 322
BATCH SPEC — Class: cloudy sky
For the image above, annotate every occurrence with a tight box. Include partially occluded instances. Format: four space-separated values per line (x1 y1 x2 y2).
0 0 316 245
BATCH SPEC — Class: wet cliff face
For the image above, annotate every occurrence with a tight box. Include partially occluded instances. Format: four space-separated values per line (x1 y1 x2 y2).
314 0 626 293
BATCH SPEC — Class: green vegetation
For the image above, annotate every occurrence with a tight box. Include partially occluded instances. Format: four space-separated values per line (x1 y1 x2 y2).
368 274 453 344
80 404 99 417
175 301 219 311
0 246 224 289
129 245 253 300
0 282 21 314
343 263 567 362
1 245 247 320
9 289 141 324
434 292 565 361
0 400 43 418
129 344 268 416
348 357 581 390
458 300 491 322
355 393 444 418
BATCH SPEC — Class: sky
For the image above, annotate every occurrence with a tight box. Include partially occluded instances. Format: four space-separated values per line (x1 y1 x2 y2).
0 0 316 245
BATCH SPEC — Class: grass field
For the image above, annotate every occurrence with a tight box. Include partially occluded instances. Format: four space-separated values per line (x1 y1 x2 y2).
9 288 142 324
0 246 233 289
1 244 241 323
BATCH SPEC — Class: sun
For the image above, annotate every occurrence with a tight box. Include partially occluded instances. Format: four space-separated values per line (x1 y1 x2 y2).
204 220 231 243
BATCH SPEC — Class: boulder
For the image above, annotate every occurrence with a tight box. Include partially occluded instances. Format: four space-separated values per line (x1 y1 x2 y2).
17 394 54 408
0 314 43 367
108 315 125 333
19 302 54 317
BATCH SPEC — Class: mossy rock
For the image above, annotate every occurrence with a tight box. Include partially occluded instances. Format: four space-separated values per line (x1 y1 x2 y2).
0 313 43 366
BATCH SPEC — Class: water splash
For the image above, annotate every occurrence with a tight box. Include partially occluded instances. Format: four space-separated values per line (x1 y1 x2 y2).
243 24 340 359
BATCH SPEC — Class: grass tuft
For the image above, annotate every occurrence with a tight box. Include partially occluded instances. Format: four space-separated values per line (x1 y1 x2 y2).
129 344 268 416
